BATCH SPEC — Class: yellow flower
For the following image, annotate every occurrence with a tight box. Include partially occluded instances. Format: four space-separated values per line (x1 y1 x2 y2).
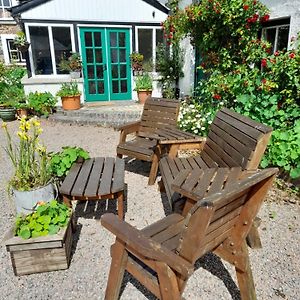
37 128 43 135
19 124 26 131
31 118 40 127
1 122 7 129
17 131 28 140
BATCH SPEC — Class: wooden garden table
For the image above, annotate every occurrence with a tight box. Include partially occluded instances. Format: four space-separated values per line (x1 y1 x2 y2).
59 157 125 219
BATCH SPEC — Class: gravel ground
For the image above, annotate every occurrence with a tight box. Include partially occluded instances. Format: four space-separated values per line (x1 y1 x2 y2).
0 120 299 300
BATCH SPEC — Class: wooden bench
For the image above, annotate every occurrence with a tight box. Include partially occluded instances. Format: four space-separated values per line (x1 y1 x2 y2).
59 157 125 219
117 97 202 185
159 108 273 209
101 168 278 300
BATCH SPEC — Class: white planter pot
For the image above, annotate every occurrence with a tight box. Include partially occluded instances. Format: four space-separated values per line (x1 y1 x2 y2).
70 71 81 79
12 183 57 215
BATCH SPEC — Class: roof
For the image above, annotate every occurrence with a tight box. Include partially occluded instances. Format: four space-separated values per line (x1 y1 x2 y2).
9 0 169 16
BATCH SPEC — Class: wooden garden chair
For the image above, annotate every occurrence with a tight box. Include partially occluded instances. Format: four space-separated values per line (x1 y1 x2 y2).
101 167 278 300
116 97 202 185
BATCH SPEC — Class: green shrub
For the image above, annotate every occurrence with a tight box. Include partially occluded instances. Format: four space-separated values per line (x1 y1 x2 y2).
15 200 71 239
50 146 90 179
57 81 81 97
28 91 57 116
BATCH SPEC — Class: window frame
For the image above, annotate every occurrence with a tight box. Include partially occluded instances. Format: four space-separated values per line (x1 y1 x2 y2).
0 0 12 19
135 26 163 73
25 23 76 77
261 18 291 53
1 34 26 65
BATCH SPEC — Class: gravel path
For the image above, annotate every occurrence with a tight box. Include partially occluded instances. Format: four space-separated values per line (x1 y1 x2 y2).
0 120 299 300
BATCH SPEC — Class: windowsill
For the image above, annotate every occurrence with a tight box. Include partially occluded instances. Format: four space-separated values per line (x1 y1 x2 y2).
22 75 84 85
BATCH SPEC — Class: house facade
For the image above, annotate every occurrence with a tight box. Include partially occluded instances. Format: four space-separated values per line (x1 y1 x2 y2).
10 0 168 103
5 0 300 104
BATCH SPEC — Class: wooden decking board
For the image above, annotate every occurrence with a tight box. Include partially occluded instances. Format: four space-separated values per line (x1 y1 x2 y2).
98 157 115 195
112 158 125 193
84 157 105 196
59 162 82 195
71 159 94 197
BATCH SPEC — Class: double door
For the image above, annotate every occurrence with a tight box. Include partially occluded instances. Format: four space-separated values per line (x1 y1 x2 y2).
80 28 131 101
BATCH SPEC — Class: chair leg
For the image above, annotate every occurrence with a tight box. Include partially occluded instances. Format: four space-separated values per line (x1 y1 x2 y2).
235 242 257 300
105 239 128 300
117 191 124 220
117 153 123 158
156 262 181 300
148 146 161 185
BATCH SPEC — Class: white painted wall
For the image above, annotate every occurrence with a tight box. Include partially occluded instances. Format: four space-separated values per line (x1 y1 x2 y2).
21 0 167 23
22 76 84 106
261 0 300 49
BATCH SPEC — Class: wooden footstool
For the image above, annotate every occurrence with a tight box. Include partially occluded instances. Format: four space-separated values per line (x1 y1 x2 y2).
59 157 125 219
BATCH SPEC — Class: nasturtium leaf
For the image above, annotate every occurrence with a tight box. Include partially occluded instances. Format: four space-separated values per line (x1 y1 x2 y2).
20 227 31 239
48 225 59 235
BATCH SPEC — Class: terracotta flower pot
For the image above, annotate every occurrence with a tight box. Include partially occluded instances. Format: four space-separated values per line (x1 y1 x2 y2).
61 95 81 110
16 108 28 118
137 90 152 105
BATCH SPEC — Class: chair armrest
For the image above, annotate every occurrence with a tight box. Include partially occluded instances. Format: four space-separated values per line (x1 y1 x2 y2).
116 121 141 143
101 213 194 277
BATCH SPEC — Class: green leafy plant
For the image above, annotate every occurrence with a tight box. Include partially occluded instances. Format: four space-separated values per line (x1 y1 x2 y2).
15 200 71 239
2 117 52 191
28 91 56 116
0 62 26 107
130 52 144 71
134 73 153 92
13 31 28 47
59 52 82 72
50 146 90 178
57 81 81 97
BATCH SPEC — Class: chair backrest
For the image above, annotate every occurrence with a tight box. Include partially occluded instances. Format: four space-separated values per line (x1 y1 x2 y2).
202 108 272 170
176 168 277 264
138 97 180 138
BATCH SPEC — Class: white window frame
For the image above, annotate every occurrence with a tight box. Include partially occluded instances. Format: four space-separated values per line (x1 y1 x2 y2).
135 26 163 73
1 34 25 65
262 23 291 52
0 0 12 20
25 23 76 77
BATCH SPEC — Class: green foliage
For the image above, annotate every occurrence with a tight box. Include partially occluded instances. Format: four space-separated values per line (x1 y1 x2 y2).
2 117 52 191
156 42 184 98
50 146 90 178
13 31 28 47
134 73 153 92
172 1 300 179
59 52 82 72
130 52 144 71
15 200 71 239
28 91 57 116
57 81 81 97
0 62 26 107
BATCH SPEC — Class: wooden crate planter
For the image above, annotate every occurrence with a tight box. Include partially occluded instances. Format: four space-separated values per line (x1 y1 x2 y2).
4 217 73 276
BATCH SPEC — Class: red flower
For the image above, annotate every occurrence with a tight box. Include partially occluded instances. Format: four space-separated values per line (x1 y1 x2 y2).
289 52 295 59
261 58 267 67
168 33 173 39
213 94 221 100
243 5 249 10
266 48 271 54
274 51 279 56
261 78 267 84
260 14 270 23
253 0 257 4
200 62 206 69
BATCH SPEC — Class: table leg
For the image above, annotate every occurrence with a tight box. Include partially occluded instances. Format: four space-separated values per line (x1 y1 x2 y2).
168 144 180 159
117 191 124 220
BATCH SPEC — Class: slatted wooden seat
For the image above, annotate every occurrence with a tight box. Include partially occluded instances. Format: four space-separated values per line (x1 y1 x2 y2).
117 97 202 185
59 157 125 219
159 107 272 209
101 168 278 300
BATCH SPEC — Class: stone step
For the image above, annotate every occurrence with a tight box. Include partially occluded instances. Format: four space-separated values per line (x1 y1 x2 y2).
49 109 142 128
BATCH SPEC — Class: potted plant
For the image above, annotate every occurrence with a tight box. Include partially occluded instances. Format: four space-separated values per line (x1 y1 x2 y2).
4 200 73 276
56 81 81 110
130 52 144 73
0 99 16 121
15 100 29 118
134 73 153 104
28 91 57 117
1 117 55 214
59 52 82 78
13 31 30 52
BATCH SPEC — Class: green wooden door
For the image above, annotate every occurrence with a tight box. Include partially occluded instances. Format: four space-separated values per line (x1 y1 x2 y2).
80 28 131 101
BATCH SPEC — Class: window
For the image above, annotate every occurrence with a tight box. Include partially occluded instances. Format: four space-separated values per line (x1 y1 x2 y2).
262 18 290 53
27 25 74 76
136 27 164 71
7 39 25 63
0 0 11 18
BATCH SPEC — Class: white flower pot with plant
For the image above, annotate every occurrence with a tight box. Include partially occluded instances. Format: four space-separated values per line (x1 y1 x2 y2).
2 117 55 214
59 52 82 78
